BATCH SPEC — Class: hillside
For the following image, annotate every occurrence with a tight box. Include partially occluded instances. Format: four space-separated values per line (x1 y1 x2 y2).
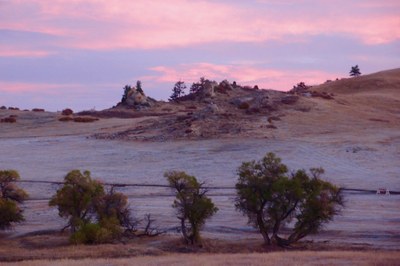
0 68 399 143
91 68 400 142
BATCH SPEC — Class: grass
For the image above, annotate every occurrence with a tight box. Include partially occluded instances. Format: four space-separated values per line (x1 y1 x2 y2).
3 251 400 266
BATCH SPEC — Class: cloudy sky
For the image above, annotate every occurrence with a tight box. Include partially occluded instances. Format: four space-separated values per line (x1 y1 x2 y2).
1 0 399 111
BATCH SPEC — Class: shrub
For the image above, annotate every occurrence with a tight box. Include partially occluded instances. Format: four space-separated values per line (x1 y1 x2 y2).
165 171 218 245
238 102 250 110
32 108 45 112
73 116 99 123
0 117 16 123
0 170 28 230
0 106 6 110
235 153 343 246
70 222 113 245
62 108 73 116
58 116 74 122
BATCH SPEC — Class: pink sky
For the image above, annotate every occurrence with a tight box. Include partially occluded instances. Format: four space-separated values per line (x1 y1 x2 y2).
1 0 399 110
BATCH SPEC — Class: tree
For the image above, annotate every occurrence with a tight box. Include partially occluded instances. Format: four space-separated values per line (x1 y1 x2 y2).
49 170 138 244
165 171 218 245
49 170 105 233
0 170 28 230
234 153 343 246
349 65 361 77
121 85 132 104
136 80 144 94
189 77 206 94
169 81 187 101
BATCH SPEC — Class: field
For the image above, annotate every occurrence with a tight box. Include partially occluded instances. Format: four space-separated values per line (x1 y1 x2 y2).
0 69 399 263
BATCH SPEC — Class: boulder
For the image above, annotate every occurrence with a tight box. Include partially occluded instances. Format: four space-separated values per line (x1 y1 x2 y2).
124 87 154 109
201 80 218 98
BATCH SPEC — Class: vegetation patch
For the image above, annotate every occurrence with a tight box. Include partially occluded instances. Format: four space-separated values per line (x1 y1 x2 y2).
61 108 74 116
58 116 74 122
0 116 17 123
73 116 99 123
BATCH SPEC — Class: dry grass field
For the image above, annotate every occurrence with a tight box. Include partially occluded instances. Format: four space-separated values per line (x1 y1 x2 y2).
2 251 400 266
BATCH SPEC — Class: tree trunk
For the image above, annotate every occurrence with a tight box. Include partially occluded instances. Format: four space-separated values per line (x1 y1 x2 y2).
180 218 189 244
256 212 270 245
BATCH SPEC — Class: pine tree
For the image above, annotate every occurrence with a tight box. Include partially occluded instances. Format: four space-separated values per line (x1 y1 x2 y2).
136 80 144 94
349 65 361 77
169 81 186 101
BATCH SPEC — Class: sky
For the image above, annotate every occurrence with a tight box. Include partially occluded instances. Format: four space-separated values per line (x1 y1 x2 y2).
0 0 399 111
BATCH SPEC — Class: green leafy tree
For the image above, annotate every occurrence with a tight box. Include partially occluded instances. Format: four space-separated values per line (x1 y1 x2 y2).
136 80 144 94
0 170 28 230
169 81 187 101
349 65 361 77
165 171 218 245
49 170 137 244
235 153 343 246
49 170 105 233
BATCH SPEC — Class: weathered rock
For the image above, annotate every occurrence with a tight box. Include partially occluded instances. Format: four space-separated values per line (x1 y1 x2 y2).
124 87 155 109
202 80 218 98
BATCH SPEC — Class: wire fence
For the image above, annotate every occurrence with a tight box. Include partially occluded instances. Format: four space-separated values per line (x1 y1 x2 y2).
16 179 400 201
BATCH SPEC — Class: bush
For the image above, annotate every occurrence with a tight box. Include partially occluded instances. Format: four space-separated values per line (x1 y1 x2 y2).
0 117 16 123
238 102 250 109
235 153 343 246
0 170 28 230
165 171 218 245
58 116 74 122
62 108 73 116
73 116 99 123
32 108 45 112
70 222 113 245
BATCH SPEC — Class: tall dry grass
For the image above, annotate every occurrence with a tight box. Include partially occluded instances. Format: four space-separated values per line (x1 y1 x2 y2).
2 251 400 266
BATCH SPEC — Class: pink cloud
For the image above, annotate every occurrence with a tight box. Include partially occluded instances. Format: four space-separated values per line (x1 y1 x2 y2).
144 63 340 91
0 46 54 58
1 0 398 51
0 82 82 93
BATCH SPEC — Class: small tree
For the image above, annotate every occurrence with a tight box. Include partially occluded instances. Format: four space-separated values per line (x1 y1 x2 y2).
189 77 206 94
165 171 218 245
169 81 187 101
121 85 132 104
349 65 361 77
136 80 144 94
0 170 28 230
235 153 343 246
49 170 105 233
49 170 137 244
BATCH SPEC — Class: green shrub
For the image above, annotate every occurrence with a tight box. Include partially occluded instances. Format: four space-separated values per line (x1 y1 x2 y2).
70 222 114 244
